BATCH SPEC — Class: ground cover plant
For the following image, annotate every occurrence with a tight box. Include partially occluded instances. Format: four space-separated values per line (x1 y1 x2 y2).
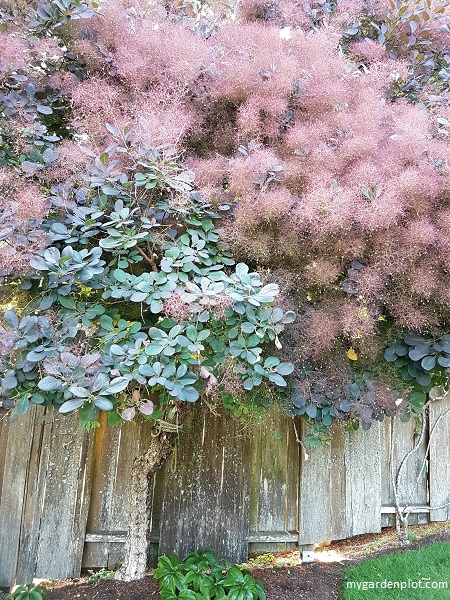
154 549 266 600
0 0 450 582
342 540 450 599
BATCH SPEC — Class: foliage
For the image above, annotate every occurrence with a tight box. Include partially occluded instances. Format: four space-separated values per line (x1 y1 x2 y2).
0 0 450 442
85 568 115 582
384 332 450 415
0 139 294 428
4 584 46 600
343 541 450 599
154 550 266 600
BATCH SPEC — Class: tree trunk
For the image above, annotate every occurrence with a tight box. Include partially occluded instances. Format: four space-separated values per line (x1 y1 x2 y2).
115 405 190 582
395 511 410 547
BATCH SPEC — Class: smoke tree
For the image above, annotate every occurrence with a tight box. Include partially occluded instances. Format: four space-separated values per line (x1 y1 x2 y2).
0 0 450 580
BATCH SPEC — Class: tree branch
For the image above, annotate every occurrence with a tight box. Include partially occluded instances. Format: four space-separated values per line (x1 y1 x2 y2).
137 246 158 272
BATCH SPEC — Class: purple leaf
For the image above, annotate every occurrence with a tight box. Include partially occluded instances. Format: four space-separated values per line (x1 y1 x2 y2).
121 407 136 421
139 400 154 416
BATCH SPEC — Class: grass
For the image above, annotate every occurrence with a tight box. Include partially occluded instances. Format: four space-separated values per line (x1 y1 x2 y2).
342 541 450 599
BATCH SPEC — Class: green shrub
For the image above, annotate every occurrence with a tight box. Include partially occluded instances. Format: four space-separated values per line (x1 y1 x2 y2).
154 549 266 600
5 584 46 600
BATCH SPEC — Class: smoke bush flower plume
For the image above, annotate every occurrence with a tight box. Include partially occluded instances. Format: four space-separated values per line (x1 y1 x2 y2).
2 0 450 439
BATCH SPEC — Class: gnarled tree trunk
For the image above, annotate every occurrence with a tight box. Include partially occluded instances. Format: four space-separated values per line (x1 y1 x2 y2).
115 404 190 582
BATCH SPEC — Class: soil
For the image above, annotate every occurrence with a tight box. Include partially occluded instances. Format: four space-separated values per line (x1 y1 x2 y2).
5 524 450 600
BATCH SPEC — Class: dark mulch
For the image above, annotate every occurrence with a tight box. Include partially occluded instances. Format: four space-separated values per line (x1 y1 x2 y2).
253 562 342 600
3 527 450 600
41 563 342 600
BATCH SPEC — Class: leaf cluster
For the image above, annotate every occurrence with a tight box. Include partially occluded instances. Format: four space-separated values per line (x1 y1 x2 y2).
0 139 294 429
384 331 450 414
154 550 266 600
4 584 46 600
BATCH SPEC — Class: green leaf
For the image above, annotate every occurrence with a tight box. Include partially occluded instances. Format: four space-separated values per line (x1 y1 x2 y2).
186 325 197 341
60 398 85 413
110 344 126 356
197 329 210 341
267 372 287 387
58 295 76 310
384 346 398 363
131 291 148 302
4 309 19 328
421 355 436 372
38 376 63 392
276 362 294 376
104 377 130 394
415 372 431 387
102 185 120 196
145 342 164 356
181 386 200 402
31 393 45 404
69 386 90 398
94 396 114 411
108 411 123 426
16 396 30 414
241 322 255 334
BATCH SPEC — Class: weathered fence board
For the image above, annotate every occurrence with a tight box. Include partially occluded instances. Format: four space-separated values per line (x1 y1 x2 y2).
380 416 429 527
158 407 251 562
299 426 343 545
0 411 11 506
34 412 94 579
81 413 156 568
344 423 382 536
429 393 450 521
16 407 47 582
0 409 36 587
2 392 450 586
248 408 299 552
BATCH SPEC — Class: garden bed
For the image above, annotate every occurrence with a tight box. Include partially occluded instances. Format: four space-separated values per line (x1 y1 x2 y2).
24 522 449 600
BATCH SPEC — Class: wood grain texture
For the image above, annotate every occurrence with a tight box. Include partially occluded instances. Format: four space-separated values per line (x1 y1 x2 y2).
81 414 155 569
381 416 428 527
429 391 450 521
344 423 382 536
34 411 94 579
0 409 36 587
158 406 251 563
16 407 47 582
248 407 299 552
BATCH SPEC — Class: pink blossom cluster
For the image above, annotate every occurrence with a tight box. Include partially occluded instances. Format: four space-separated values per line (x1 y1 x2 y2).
3 0 450 375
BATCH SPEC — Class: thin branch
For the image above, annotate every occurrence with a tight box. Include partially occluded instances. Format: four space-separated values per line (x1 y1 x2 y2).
395 413 426 494
405 406 450 510
136 246 158 272
392 402 450 526
292 419 309 461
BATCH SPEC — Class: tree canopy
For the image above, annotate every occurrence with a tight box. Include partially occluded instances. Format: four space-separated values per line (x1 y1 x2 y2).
1 0 450 442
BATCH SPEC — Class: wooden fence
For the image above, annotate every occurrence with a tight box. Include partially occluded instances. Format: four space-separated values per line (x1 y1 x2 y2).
1 392 450 587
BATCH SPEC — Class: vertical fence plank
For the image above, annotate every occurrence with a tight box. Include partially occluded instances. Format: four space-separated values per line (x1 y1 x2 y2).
34 411 94 579
248 408 299 552
429 392 450 521
381 416 428 527
0 408 36 587
82 415 155 569
0 411 11 506
107 417 154 567
344 423 382 536
82 413 122 568
159 406 251 562
15 407 47 582
299 425 348 545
